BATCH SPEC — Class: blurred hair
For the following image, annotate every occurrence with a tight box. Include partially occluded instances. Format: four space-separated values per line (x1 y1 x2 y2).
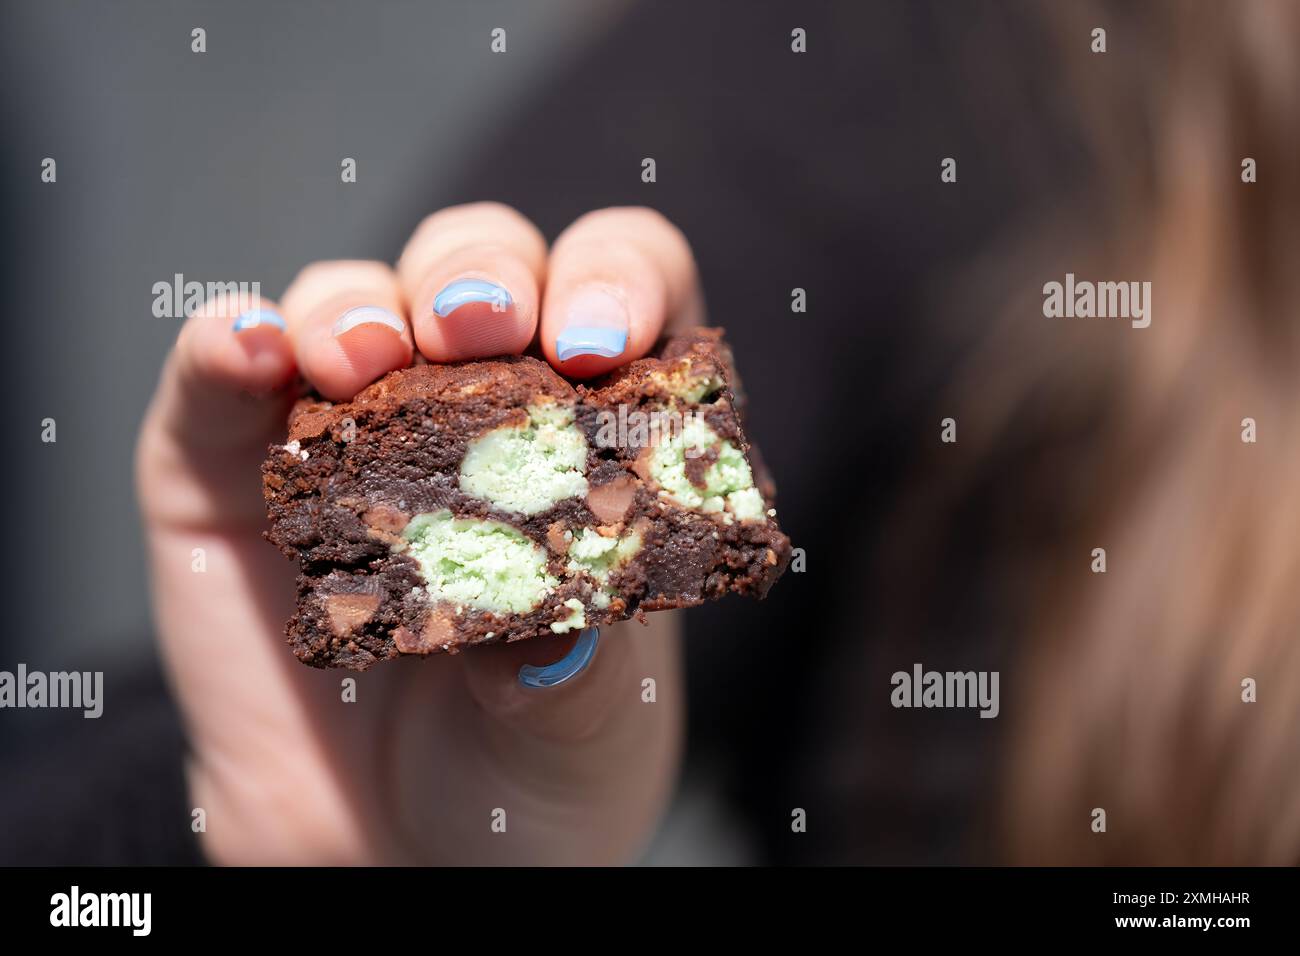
902 0 1300 863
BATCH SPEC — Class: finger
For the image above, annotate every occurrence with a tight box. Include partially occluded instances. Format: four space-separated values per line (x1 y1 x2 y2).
458 614 679 744
281 260 412 401
137 291 298 529
152 293 297 444
396 202 546 362
389 613 683 864
541 207 704 378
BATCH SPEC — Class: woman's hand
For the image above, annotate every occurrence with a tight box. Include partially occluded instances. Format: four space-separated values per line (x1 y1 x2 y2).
135 203 703 864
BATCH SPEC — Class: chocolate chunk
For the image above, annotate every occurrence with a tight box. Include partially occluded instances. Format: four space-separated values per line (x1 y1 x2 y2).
392 608 457 654
324 593 381 637
586 474 639 524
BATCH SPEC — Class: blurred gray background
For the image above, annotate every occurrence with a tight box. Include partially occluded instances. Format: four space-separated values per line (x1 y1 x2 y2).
2 0 755 865
5 0 620 665
11 0 1156 869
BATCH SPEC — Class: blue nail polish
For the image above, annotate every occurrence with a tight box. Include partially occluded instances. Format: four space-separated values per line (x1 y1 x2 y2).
432 279 512 317
332 306 406 337
232 308 286 332
555 327 628 361
518 627 600 689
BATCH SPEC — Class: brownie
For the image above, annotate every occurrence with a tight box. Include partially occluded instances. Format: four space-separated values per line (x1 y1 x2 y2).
261 328 792 669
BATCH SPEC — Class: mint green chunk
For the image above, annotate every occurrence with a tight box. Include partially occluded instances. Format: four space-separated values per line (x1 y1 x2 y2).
550 598 587 634
459 403 588 516
647 415 760 520
566 527 643 583
401 510 556 614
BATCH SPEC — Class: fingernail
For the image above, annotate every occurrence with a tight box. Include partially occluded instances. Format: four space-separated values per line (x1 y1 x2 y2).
555 287 628 361
232 308 286 332
433 278 512 317
518 627 600 689
332 306 405 338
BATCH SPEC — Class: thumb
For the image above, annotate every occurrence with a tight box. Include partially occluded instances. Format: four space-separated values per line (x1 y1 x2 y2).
459 614 680 744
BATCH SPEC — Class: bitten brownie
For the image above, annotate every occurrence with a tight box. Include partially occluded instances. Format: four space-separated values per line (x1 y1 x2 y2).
262 328 791 669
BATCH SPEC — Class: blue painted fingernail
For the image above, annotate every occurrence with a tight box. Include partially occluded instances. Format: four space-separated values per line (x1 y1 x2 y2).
332 305 406 338
555 287 628 360
556 327 628 361
232 308 286 332
433 278 512 317
518 627 600 689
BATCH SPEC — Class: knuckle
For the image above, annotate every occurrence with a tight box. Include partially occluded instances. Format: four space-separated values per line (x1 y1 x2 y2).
622 208 695 261
285 260 394 309
553 233 658 279
403 203 546 275
286 259 344 294
561 207 694 266
412 201 530 241
292 259 386 286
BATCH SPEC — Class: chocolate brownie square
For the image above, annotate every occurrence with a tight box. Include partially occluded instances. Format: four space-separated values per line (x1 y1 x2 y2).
262 328 791 669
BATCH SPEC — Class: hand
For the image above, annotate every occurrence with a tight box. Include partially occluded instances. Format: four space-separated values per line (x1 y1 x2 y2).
135 204 704 864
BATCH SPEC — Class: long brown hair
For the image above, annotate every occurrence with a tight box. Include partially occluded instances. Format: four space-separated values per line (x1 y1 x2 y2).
894 0 1300 863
